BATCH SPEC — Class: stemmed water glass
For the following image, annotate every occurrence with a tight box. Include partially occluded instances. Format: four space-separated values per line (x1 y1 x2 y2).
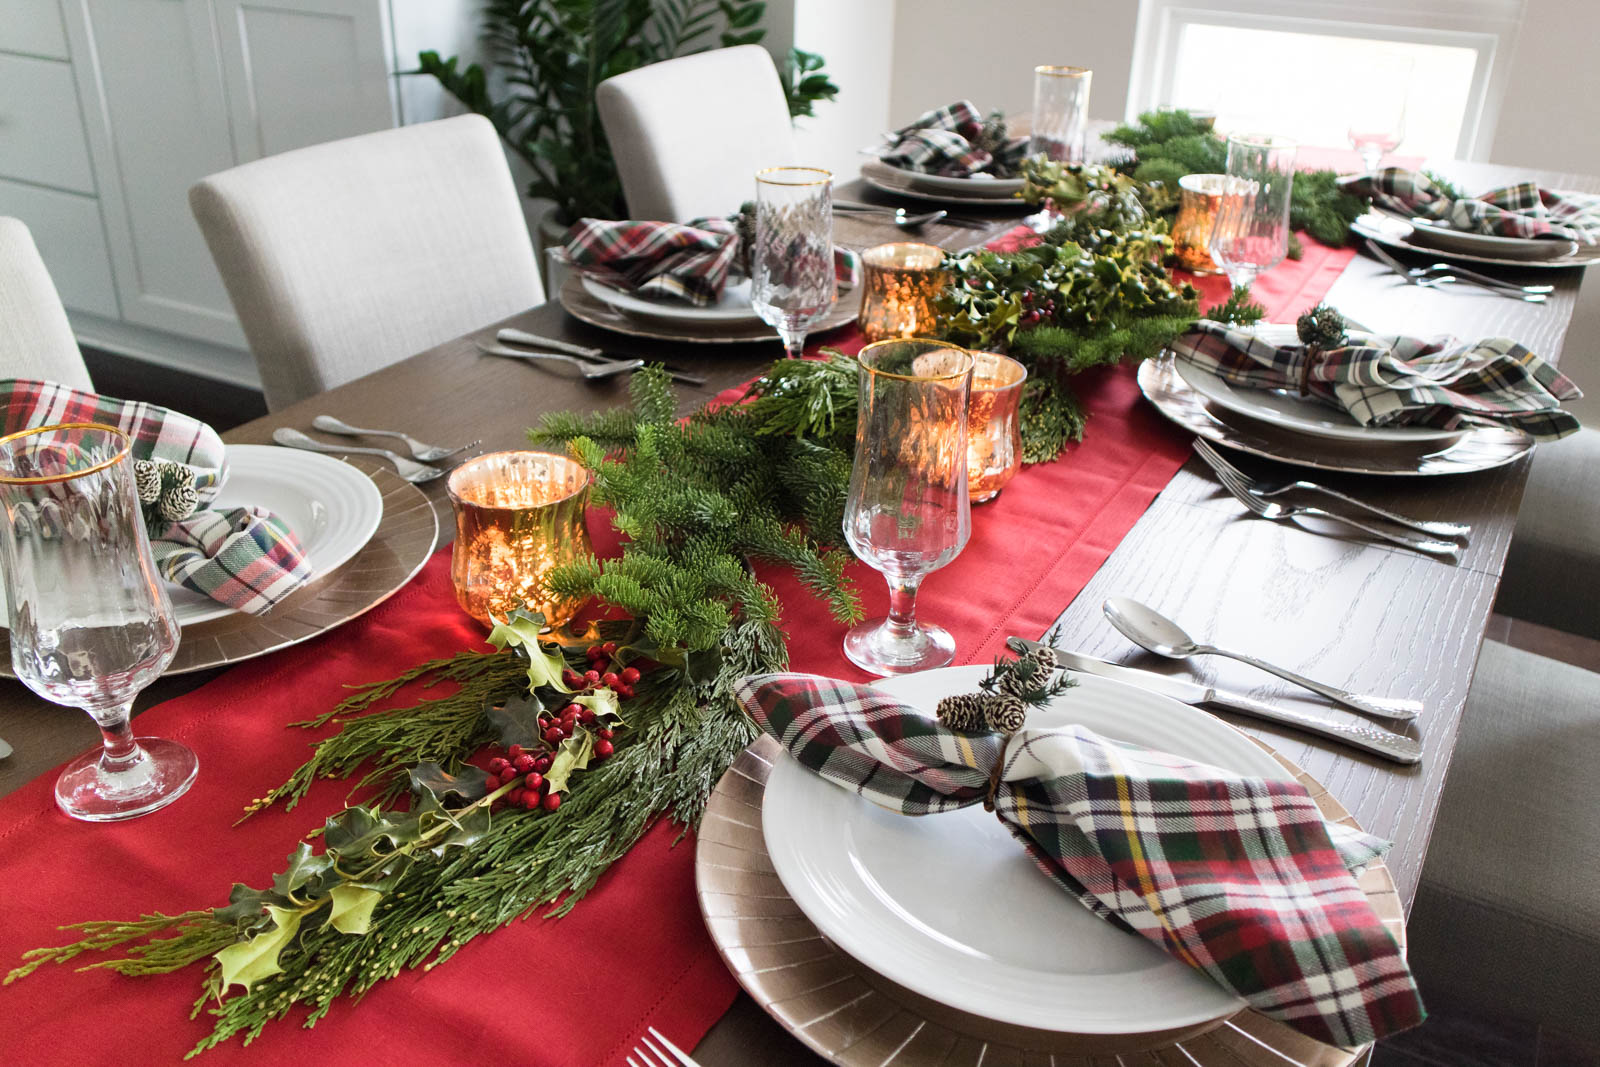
842 339 974 675
1209 134 1298 291
0 423 196 821
751 166 836 360
1028 65 1093 163
1347 59 1411 174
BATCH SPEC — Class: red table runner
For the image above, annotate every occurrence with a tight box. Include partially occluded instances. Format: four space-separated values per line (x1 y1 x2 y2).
0 235 1354 1066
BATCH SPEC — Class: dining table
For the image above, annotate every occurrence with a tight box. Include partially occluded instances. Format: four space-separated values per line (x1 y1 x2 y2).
1 152 1595 1067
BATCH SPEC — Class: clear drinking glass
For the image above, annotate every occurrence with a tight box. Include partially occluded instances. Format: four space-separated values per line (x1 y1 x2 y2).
751 166 836 360
1028 66 1092 163
842 339 974 675
0 423 195 821
1347 59 1411 173
1209 134 1298 291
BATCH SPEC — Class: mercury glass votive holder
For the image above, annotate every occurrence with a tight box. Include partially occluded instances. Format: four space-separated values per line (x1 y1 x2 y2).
1171 173 1227 274
857 242 949 342
967 352 1028 502
447 451 592 628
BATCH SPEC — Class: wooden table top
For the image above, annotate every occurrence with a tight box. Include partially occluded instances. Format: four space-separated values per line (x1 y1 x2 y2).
1 158 1594 1067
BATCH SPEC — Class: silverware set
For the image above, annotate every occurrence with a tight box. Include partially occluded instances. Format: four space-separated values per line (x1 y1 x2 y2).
1364 239 1552 302
833 200 992 230
490 328 707 386
271 423 480 483
1194 440 1469 560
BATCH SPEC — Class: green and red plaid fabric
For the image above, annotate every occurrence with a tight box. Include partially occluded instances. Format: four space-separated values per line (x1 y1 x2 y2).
1342 168 1600 245
878 99 1027 178
1 380 312 613
562 216 859 308
1169 321 1582 440
735 672 1427 1049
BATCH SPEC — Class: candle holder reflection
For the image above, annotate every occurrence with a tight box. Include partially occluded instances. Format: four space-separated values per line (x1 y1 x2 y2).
857 242 949 343
967 352 1027 502
1171 173 1227 274
447 451 592 628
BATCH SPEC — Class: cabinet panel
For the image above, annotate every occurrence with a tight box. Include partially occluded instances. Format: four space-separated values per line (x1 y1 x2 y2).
0 0 69 59
0 52 94 193
65 0 245 347
216 0 395 162
0 177 118 317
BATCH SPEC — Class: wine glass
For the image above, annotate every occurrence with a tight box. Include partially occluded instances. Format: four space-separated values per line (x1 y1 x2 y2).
1209 134 1298 291
0 423 196 821
751 166 836 360
1028 65 1092 163
842 339 974 675
1347 59 1411 174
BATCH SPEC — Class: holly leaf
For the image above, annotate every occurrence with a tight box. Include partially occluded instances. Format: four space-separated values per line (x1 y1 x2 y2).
544 730 596 795
271 842 333 901
572 688 621 723
327 885 382 935
408 761 489 805
487 613 572 694
485 692 546 747
322 805 387 853
212 883 286 927
427 803 490 857
214 905 303 994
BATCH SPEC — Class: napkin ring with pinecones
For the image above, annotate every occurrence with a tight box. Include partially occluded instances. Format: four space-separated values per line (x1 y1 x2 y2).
1295 303 1348 397
133 459 200 527
934 640 1075 811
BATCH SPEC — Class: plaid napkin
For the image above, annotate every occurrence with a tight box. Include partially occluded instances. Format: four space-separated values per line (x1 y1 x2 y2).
735 673 1426 1048
1342 168 1600 245
1170 321 1582 440
879 100 1027 178
1 380 313 613
562 216 859 309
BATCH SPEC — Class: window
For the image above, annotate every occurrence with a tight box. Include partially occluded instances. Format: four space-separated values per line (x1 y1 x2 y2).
1127 0 1526 160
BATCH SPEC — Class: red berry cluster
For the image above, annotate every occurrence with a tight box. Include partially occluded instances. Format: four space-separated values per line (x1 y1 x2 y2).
1019 289 1057 327
484 744 562 811
559 640 643 700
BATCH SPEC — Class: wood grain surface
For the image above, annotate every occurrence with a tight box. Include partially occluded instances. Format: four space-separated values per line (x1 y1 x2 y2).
0 155 1592 1067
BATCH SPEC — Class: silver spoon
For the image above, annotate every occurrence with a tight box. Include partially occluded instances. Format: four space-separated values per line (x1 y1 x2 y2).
1102 597 1422 723
271 427 444 483
834 205 948 229
478 344 643 380
310 415 479 463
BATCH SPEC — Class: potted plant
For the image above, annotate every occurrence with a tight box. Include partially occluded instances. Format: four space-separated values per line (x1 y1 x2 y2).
419 0 838 239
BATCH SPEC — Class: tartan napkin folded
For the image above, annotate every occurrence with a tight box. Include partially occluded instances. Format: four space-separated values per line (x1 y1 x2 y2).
1342 168 1600 245
562 216 859 309
1 380 313 614
735 673 1426 1048
1169 321 1582 440
878 99 1027 178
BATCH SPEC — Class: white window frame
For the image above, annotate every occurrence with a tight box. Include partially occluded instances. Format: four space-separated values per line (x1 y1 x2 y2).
1126 0 1526 160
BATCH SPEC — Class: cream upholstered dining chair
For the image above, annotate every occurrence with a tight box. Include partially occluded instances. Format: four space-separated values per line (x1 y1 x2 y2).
0 217 93 391
597 45 796 221
1494 428 1600 640
189 115 543 411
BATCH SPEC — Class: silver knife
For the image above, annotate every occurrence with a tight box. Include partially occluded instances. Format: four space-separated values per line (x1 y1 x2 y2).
495 328 707 386
1006 638 1422 765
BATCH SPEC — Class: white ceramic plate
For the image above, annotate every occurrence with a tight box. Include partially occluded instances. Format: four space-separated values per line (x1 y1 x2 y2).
581 276 764 325
883 164 1024 198
1403 216 1575 261
762 665 1292 1036
861 160 1033 209
1172 332 1463 444
2 445 383 629
1353 211 1598 270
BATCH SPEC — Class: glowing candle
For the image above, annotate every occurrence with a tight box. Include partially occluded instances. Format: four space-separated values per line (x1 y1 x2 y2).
966 352 1028 503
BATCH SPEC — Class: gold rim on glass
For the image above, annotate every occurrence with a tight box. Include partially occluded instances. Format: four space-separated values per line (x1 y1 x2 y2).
1227 133 1298 150
858 338 975 382
0 422 131 485
1034 65 1091 78
755 166 833 187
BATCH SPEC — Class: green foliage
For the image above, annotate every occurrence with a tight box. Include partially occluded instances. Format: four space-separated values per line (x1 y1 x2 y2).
418 2 837 223
1290 169 1368 247
1210 286 1267 326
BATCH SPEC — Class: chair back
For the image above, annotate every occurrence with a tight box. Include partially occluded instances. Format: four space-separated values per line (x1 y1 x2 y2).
190 115 542 411
0 217 92 391
598 45 796 221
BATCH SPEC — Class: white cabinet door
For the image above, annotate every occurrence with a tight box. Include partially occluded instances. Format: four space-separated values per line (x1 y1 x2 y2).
214 0 395 162
63 0 247 347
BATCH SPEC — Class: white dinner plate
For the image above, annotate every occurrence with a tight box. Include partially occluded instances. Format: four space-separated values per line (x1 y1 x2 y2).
762 665 1292 1036
1402 216 1576 261
581 276 764 325
1172 333 1463 445
1353 210 1598 270
880 163 1024 198
860 160 1033 209
1 445 384 629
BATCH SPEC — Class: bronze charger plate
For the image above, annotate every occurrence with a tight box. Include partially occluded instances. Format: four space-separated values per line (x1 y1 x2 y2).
697 733 1405 1067
1139 354 1536 476
559 275 862 345
0 457 438 677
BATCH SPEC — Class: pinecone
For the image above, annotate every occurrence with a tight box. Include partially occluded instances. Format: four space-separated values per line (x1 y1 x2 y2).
1031 646 1058 672
935 692 988 732
1295 304 1346 350
133 460 163 504
985 695 1026 734
157 482 199 522
167 464 197 490
1000 655 1050 699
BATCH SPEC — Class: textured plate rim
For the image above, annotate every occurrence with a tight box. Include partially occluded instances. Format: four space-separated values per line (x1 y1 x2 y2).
579 276 765 324
1353 212 1597 270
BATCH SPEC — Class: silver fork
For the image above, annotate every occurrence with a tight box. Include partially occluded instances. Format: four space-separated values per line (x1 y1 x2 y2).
272 427 445 483
1209 458 1460 560
477 343 644 380
1193 440 1470 540
1365 240 1548 302
627 1026 702 1067
310 415 479 462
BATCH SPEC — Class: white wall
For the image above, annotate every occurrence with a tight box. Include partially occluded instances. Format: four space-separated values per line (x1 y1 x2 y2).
790 0 897 180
